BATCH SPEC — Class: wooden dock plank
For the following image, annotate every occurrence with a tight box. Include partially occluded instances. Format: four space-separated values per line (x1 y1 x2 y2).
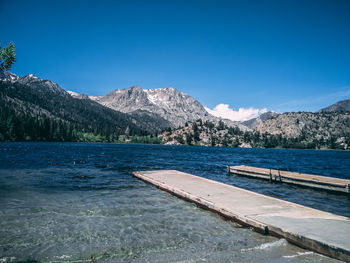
133 170 350 262
228 165 350 193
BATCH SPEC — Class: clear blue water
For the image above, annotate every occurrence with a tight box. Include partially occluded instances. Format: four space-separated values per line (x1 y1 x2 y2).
0 142 349 262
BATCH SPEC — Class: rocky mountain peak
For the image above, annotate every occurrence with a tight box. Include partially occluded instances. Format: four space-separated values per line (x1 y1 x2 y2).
17 74 67 95
144 87 188 105
0 70 67 95
130 85 142 90
23 73 39 79
0 70 19 82
85 85 214 128
104 85 144 98
97 85 151 110
71 85 250 130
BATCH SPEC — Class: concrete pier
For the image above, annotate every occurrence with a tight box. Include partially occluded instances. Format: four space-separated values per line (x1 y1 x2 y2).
133 170 350 262
228 165 350 194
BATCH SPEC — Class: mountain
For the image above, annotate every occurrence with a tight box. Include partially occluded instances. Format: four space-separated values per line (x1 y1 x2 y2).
0 70 19 82
68 89 173 132
0 71 172 141
242 111 279 130
70 85 250 131
88 86 212 128
319 99 350 113
1 70 248 141
3 70 348 149
17 73 69 95
160 112 350 150
257 111 350 147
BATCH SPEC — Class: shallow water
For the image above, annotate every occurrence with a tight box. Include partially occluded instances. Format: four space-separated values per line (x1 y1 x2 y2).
0 142 349 262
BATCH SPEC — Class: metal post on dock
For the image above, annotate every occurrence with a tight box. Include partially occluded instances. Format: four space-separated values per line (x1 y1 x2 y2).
278 170 282 182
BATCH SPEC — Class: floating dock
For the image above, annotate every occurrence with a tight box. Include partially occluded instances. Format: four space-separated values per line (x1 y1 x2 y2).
227 165 350 194
133 170 350 262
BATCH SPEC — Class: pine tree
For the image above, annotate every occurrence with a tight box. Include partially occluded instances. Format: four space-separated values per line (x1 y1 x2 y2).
186 133 192 145
0 42 16 70
193 122 200 142
217 120 225 130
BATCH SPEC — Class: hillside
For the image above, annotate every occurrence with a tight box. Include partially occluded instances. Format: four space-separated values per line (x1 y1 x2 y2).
159 114 350 150
257 112 350 141
0 73 172 141
319 99 350 113
241 111 279 130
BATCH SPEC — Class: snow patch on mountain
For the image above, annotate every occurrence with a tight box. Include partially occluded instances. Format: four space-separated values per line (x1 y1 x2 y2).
67 90 80 97
0 70 19 82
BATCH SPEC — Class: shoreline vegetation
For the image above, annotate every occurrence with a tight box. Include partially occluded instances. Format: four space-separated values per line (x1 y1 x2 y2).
0 120 348 151
1 140 348 152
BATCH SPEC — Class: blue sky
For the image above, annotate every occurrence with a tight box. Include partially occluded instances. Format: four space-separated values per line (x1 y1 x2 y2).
1 0 350 119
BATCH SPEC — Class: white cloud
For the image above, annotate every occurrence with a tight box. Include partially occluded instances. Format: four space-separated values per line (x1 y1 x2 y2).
205 104 268 122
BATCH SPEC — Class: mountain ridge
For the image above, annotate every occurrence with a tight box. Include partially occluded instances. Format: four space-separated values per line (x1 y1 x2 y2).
87 85 214 128
319 99 350 113
242 111 279 130
70 85 250 131
1 70 349 149
0 71 173 142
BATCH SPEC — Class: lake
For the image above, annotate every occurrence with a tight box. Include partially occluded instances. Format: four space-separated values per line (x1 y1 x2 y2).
0 142 349 262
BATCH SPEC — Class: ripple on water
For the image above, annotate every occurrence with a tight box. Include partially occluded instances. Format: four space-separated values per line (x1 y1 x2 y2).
0 142 348 262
